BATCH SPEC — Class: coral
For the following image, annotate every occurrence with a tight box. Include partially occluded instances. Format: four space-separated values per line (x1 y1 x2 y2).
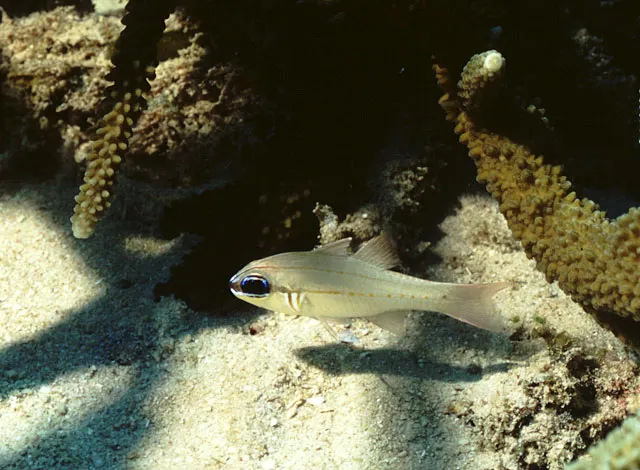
126 28 272 189
0 5 270 236
566 411 640 469
71 0 173 238
435 51 640 467
459 331 638 470
314 203 382 246
0 7 121 175
434 50 640 335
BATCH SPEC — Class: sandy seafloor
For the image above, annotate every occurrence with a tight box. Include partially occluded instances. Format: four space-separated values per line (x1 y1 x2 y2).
0 174 635 470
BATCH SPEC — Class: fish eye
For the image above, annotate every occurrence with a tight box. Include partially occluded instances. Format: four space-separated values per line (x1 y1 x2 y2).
240 275 270 297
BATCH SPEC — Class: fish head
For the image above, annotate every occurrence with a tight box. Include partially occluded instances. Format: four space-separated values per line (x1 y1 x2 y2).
229 253 298 312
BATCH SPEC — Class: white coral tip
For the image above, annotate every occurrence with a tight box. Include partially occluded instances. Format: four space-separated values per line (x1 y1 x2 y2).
483 51 504 74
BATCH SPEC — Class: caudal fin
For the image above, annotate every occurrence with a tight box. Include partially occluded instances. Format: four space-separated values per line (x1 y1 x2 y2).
432 282 509 333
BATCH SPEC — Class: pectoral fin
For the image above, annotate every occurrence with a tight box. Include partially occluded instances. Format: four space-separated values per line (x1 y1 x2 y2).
312 318 361 347
368 310 412 336
315 317 341 342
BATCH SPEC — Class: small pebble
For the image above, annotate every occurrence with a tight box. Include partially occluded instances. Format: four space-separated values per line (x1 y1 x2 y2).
262 459 276 470
339 330 360 345
306 396 325 407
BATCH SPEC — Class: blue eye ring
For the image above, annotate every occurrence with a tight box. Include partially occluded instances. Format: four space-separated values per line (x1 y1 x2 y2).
240 275 270 297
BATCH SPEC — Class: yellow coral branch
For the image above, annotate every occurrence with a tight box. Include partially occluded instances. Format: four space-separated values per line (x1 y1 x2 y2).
435 50 640 320
70 0 173 238
71 83 141 238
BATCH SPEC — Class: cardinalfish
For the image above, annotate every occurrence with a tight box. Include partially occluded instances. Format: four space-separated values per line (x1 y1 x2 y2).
229 233 508 337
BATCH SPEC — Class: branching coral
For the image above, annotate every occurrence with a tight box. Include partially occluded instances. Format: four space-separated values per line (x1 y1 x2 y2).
566 411 640 469
434 50 640 336
70 0 173 238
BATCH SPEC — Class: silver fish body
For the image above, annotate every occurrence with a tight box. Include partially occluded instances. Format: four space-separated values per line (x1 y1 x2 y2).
229 234 508 335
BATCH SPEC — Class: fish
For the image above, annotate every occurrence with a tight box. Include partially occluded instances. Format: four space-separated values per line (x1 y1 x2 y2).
229 233 508 336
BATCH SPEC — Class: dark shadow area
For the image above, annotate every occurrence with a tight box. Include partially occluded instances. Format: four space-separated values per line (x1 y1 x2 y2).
495 1 640 198
427 0 640 203
156 180 321 310
0 0 92 18
586 308 640 351
0 68 64 183
296 343 514 380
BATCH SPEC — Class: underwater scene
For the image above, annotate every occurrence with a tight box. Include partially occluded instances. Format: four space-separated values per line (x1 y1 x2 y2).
1 0 639 468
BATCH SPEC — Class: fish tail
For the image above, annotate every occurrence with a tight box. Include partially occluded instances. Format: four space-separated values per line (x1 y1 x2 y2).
430 282 509 333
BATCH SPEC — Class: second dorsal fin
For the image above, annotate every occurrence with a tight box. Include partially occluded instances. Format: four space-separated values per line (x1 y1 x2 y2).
353 233 401 269
313 238 352 256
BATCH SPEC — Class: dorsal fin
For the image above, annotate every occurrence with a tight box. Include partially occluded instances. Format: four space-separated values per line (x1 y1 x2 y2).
353 233 401 269
313 238 352 256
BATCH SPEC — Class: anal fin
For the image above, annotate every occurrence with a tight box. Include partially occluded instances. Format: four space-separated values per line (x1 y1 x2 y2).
368 310 412 336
